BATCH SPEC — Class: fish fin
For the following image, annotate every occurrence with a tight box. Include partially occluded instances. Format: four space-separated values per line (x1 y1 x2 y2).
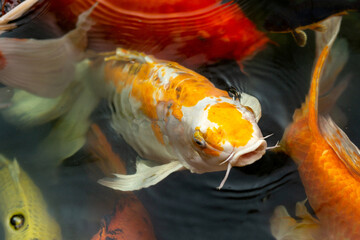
103 48 150 64
98 159 184 191
37 72 100 164
87 123 127 175
307 16 342 136
8 158 21 183
291 29 307 47
319 116 360 177
1 61 89 127
240 92 262 122
270 201 319 240
0 0 39 31
0 4 96 98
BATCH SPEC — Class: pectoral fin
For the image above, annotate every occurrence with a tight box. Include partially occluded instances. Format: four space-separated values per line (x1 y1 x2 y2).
98 158 184 191
319 116 360 178
270 200 319 240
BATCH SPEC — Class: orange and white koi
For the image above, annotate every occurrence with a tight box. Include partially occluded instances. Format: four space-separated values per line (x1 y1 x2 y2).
3 46 267 191
270 16 360 240
93 48 267 190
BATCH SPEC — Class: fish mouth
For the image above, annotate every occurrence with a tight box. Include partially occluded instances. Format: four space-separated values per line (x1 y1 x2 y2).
230 139 267 167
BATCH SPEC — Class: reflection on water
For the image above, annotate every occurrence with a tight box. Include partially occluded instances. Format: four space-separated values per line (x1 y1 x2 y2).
0 1 360 239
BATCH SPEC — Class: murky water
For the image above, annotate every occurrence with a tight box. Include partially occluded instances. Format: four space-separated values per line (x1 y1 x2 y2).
1 1 360 240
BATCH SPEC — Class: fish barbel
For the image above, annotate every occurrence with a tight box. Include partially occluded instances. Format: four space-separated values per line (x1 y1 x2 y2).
270 16 360 240
0 155 61 240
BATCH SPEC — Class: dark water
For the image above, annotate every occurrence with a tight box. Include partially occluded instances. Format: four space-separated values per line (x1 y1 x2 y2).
1 1 360 240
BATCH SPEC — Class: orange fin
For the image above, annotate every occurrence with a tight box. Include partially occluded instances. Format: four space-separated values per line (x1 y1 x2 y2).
270 200 319 240
306 16 342 136
319 116 360 177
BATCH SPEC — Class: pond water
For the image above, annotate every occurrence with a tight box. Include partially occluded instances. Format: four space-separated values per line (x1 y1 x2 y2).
0 1 360 239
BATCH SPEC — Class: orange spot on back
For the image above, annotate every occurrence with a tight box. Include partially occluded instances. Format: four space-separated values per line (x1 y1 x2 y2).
206 102 253 148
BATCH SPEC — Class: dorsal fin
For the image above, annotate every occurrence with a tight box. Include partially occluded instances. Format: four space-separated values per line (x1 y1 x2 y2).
308 16 342 136
319 116 360 177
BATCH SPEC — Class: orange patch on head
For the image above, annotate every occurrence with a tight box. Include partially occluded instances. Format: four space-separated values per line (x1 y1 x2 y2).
206 102 253 148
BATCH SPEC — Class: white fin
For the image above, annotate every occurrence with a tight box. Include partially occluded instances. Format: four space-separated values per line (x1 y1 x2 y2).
319 116 360 177
2 60 90 127
240 92 262 122
315 16 342 60
0 4 96 98
38 66 100 163
270 200 319 240
0 0 39 32
98 158 184 191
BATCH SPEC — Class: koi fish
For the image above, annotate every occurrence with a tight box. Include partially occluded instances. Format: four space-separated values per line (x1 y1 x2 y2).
86 124 156 240
3 45 267 190
270 16 360 239
49 0 268 67
263 0 360 47
94 48 267 190
91 195 156 240
0 155 61 240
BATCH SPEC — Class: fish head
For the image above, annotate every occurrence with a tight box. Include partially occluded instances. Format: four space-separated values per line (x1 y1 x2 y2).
183 96 267 173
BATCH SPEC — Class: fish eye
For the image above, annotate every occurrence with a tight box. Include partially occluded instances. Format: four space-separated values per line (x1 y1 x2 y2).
193 131 206 148
194 137 206 148
10 214 25 230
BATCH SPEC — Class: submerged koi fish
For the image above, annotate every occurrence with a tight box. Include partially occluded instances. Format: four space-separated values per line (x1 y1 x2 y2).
91 195 156 240
270 17 360 239
2 47 267 191
49 0 268 67
94 48 267 190
0 155 61 240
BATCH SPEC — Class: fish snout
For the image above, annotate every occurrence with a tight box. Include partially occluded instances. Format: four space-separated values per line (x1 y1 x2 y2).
230 139 267 167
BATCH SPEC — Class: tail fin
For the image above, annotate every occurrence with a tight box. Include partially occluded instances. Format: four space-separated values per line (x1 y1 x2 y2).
0 3 96 98
307 16 342 136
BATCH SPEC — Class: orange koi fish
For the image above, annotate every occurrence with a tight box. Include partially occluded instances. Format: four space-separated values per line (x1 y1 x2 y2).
49 0 268 67
91 195 156 240
270 16 360 240
88 124 156 240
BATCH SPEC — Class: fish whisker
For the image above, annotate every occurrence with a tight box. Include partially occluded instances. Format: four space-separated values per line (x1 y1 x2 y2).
219 151 235 165
217 162 232 190
266 141 280 150
263 133 274 140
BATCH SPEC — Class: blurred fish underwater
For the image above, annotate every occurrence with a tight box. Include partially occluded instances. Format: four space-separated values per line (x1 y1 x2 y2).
0 0 360 239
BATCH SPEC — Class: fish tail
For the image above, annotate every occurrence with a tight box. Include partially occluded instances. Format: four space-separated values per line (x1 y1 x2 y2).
0 3 97 99
285 17 342 138
270 200 319 240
